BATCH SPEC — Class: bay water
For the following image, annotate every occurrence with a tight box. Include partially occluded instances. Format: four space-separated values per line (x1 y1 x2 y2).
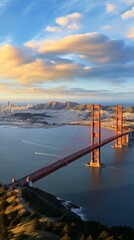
0 125 134 227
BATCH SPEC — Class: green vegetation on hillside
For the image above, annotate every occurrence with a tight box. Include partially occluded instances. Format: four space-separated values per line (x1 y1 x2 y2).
12 112 50 124
0 185 134 240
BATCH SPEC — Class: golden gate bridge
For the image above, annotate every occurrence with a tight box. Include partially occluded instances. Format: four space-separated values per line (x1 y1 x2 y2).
11 105 134 186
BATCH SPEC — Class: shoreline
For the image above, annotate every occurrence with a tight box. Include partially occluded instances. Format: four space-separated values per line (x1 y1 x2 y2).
1 121 133 133
0 121 115 131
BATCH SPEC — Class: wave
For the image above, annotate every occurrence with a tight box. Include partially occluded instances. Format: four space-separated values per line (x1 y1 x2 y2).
22 140 61 150
57 197 87 221
35 152 60 157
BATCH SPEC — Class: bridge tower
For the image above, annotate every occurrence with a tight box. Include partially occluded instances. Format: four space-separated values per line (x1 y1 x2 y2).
122 126 129 146
115 105 124 148
87 104 103 167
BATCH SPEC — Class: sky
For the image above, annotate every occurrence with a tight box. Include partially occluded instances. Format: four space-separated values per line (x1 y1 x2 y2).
0 0 134 104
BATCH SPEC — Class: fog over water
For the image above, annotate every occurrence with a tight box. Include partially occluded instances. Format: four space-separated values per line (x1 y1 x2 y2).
0 125 134 227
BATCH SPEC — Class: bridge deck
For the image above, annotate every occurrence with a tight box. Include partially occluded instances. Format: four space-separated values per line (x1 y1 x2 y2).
14 131 130 186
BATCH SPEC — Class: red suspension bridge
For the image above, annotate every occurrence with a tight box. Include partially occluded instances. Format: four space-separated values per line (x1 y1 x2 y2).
11 105 134 186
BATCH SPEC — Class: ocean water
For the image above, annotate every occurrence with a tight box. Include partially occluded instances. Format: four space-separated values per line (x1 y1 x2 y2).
0 125 134 227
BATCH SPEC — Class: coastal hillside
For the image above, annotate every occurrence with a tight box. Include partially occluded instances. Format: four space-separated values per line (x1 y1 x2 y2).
30 101 79 110
30 102 134 112
29 101 92 111
0 185 134 240
0 101 133 129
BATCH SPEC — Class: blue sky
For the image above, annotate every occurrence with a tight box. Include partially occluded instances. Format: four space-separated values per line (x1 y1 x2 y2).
0 0 134 104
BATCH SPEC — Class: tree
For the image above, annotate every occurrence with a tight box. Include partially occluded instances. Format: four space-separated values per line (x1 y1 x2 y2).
87 235 94 240
63 224 71 234
14 233 26 240
99 230 110 239
0 213 8 229
106 237 115 240
60 233 71 240
80 234 85 240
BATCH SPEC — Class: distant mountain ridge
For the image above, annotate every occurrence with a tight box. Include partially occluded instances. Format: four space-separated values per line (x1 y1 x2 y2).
30 101 92 111
30 101 78 110
30 101 134 112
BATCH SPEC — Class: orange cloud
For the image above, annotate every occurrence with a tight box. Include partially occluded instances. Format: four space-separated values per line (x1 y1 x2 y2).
56 12 82 26
29 32 116 63
36 33 107 56
1 33 134 88
0 44 87 84
0 44 23 65
26 32 134 64
45 12 82 33
121 7 134 19
45 26 61 33
126 27 134 39
106 3 117 13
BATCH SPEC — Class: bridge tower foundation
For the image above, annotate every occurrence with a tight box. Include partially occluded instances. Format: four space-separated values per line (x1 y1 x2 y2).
87 104 103 167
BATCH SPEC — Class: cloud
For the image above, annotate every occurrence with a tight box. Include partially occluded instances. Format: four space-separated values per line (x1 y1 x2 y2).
45 26 61 33
101 25 114 30
0 44 87 84
0 83 106 100
28 86 111 100
65 88 134 101
1 84 133 102
121 7 134 19
125 0 134 4
106 3 117 13
0 0 16 12
0 35 13 45
126 27 134 39
56 12 82 26
45 12 82 33
1 33 134 87
26 32 134 64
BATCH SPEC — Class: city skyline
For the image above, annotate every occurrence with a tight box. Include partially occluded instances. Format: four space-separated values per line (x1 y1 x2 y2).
0 0 134 104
